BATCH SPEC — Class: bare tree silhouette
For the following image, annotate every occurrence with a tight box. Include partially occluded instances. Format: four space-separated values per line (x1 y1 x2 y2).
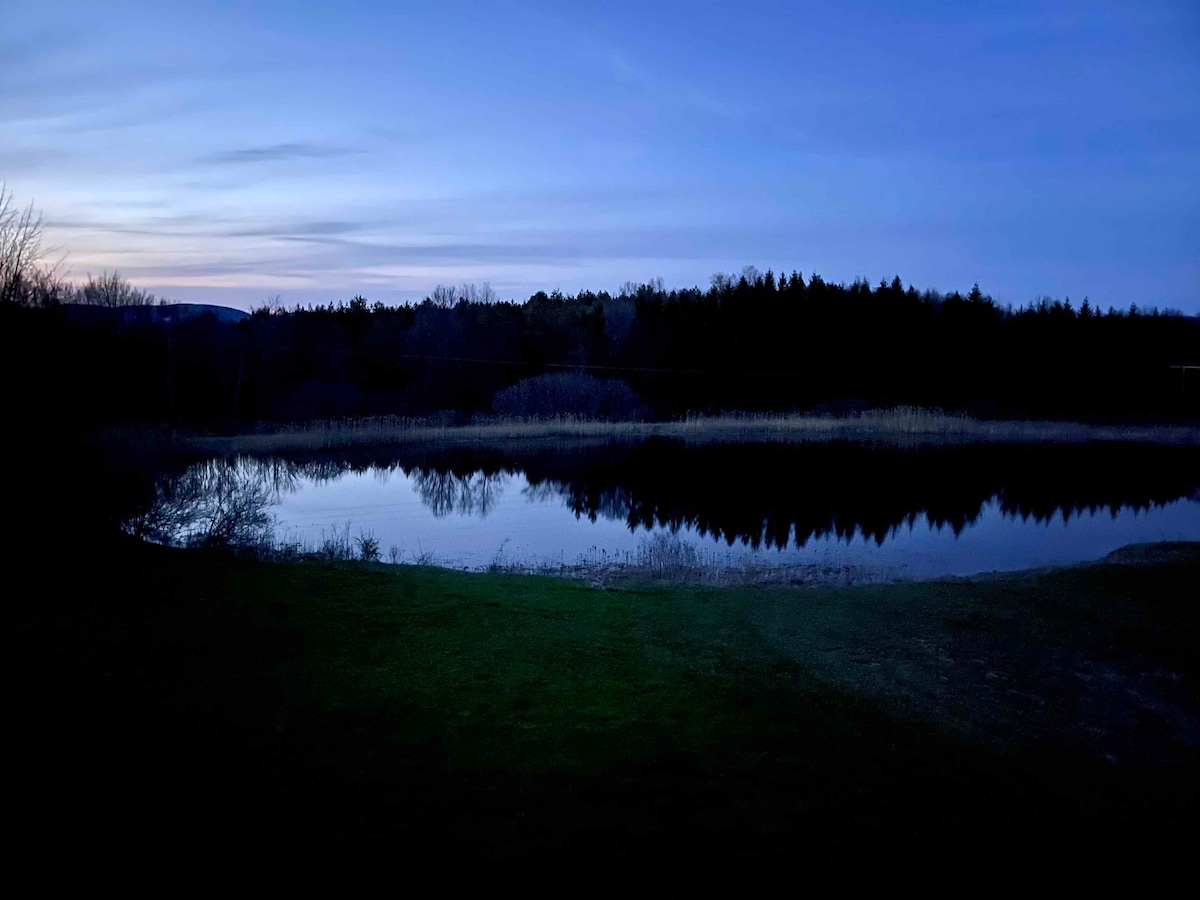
0 184 68 306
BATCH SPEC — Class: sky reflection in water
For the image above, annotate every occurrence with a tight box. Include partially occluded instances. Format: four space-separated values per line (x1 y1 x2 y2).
268 463 1200 579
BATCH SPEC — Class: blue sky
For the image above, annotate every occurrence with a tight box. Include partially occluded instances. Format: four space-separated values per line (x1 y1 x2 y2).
4 0 1198 311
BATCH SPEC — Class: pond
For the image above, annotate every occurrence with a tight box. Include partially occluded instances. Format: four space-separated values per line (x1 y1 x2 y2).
128 439 1200 582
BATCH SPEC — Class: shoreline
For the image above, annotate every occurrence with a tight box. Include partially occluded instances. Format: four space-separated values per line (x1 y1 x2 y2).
109 407 1200 458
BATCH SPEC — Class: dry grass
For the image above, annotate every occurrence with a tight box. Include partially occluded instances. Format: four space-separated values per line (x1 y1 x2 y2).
177 407 1200 456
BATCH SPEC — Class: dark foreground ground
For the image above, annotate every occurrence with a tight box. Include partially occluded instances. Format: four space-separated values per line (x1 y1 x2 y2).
7 534 1198 885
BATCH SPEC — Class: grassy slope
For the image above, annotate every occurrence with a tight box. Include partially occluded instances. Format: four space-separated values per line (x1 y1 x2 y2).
8 538 1198 882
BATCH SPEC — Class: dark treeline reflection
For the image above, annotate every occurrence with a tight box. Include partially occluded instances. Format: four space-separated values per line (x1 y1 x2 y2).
147 440 1200 551
510 440 1200 549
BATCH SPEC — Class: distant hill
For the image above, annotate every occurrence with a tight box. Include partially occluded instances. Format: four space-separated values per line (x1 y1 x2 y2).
147 303 249 325
60 303 249 328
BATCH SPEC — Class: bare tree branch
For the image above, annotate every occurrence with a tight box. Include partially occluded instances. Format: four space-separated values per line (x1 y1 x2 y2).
75 269 158 306
0 183 61 306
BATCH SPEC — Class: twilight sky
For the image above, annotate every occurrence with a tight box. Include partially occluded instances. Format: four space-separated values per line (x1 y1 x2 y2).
4 0 1198 312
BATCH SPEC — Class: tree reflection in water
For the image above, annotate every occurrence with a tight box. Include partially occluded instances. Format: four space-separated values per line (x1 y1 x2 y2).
410 468 509 517
128 440 1200 556
127 457 300 548
399 440 1200 551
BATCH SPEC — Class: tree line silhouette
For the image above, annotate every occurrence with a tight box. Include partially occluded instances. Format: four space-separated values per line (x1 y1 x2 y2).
4 268 1198 428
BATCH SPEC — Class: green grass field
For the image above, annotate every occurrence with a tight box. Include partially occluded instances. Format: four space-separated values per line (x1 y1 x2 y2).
8 536 1198 883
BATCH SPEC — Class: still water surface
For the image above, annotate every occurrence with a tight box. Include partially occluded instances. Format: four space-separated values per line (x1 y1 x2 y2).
272 467 1200 578
134 439 1200 580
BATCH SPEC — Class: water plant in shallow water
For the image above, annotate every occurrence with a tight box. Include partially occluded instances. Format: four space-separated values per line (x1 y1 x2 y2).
356 530 381 563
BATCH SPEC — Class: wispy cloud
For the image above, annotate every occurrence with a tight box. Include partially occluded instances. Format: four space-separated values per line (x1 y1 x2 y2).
604 48 736 119
196 142 364 166
225 220 379 238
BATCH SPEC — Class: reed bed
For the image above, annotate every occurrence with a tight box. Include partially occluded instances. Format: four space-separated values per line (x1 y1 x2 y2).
258 528 906 589
179 407 1200 456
